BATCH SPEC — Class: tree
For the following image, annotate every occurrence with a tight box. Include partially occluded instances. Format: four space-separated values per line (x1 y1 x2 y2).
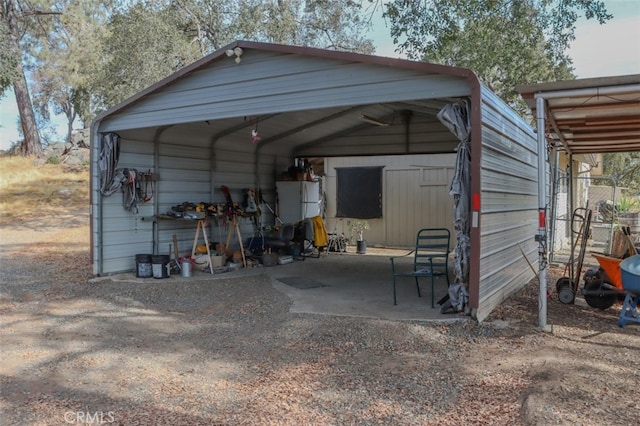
0 20 19 93
229 0 375 53
90 3 202 112
0 0 56 156
170 0 374 54
379 0 611 114
30 1 111 135
89 0 374 113
604 152 640 194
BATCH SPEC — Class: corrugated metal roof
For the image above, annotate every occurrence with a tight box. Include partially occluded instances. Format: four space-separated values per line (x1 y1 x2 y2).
517 74 640 155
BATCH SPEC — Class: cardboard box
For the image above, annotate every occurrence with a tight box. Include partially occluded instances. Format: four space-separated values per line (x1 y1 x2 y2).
210 255 225 268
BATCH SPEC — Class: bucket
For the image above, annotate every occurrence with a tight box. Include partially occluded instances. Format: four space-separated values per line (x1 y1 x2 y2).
152 255 170 279
261 253 279 267
181 258 192 278
135 254 153 278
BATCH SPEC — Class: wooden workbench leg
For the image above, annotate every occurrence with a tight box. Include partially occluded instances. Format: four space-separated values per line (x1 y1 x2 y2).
192 220 202 257
225 218 234 249
201 220 214 274
235 221 247 268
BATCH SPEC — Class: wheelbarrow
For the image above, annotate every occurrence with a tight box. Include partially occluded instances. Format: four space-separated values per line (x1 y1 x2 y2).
581 226 638 310
618 254 640 328
581 253 626 309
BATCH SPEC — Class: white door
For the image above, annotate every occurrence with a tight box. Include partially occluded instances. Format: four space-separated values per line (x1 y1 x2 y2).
385 168 454 247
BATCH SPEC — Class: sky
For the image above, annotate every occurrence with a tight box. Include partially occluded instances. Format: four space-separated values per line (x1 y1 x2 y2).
1 0 639 151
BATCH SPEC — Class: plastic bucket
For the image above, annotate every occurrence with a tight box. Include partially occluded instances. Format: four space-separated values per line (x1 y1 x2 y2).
135 254 153 278
152 255 170 279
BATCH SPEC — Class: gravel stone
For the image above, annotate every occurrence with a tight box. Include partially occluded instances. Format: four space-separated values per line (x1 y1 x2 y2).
1 221 639 425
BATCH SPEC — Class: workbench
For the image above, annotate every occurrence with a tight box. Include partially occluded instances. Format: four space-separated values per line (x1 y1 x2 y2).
155 215 215 274
155 214 248 271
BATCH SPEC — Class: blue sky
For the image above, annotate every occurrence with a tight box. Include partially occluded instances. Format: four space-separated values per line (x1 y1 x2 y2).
1 0 639 151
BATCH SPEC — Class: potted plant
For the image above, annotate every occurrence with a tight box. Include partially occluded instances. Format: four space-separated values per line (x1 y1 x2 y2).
349 219 370 254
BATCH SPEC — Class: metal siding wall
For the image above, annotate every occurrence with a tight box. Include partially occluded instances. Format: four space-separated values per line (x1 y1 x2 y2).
384 167 454 246
99 139 156 274
100 51 470 132
324 154 456 247
97 135 273 274
475 86 539 322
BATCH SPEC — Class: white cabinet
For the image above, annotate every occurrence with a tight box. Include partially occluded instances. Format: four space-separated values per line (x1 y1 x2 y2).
276 181 321 223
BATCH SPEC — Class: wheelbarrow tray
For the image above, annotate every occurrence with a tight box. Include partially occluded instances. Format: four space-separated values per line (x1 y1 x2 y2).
618 255 640 327
620 255 640 293
591 253 623 289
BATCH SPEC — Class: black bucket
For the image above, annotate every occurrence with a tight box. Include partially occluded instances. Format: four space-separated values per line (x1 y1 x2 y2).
152 255 170 279
135 254 153 278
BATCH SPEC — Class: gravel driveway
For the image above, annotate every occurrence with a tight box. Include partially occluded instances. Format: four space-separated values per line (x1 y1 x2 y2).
1 222 639 425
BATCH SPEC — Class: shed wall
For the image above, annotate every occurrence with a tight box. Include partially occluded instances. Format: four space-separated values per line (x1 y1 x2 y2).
93 133 280 275
323 154 456 248
99 50 469 132
475 86 539 321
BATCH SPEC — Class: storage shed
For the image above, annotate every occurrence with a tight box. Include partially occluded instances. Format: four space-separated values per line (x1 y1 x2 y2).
91 40 539 321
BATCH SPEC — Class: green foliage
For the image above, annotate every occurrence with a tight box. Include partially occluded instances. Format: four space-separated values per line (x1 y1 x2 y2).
617 195 640 213
45 155 61 164
30 0 112 130
380 0 611 115
5 0 377 137
0 20 20 94
349 219 370 241
603 152 640 194
170 0 374 54
92 3 201 111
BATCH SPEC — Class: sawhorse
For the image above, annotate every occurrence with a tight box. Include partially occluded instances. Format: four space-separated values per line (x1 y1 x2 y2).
191 219 214 274
225 216 247 268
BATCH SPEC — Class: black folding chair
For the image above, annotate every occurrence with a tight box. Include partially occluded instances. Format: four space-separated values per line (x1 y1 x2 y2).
390 228 451 308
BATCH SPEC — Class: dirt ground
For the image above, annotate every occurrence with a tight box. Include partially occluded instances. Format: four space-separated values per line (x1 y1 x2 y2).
1 207 639 425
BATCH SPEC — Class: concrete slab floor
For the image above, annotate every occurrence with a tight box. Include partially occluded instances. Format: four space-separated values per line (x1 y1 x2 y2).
93 247 469 323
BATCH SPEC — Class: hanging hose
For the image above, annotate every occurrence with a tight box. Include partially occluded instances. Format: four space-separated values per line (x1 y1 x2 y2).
122 168 139 213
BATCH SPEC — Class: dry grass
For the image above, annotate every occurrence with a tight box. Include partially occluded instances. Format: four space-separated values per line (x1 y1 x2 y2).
0 156 89 225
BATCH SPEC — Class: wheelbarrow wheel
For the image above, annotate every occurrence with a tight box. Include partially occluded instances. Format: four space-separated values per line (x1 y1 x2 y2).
583 279 616 310
556 277 575 304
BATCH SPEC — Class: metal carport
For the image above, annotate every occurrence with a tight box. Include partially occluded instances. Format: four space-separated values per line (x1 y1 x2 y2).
517 74 640 327
91 40 541 321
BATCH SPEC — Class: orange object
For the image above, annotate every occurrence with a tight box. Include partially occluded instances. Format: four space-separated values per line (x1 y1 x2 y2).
591 253 623 289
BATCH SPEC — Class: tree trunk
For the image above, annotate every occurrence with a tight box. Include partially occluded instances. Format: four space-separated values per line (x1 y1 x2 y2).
4 0 43 157
12 72 42 156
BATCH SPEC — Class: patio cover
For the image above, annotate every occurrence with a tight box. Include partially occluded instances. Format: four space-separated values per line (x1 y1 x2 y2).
517 74 640 155
517 74 640 328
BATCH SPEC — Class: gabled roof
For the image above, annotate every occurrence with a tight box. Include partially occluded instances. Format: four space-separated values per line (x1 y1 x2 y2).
94 40 478 126
91 40 483 159
517 74 640 155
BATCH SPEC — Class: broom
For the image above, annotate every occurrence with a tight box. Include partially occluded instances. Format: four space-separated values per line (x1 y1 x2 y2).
169 234 181 274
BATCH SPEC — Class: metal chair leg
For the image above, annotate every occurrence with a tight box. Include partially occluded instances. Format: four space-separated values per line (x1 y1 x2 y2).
430 274 436 308
392 276 397 305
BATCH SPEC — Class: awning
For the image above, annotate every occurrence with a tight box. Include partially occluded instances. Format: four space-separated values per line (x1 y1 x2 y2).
517 74 640 155
517 74 640 329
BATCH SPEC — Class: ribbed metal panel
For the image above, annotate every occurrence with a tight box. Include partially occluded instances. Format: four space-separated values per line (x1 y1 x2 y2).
96 135 269 274
100 50 469 132
475 86 539 322
95 138 156 274
324 154 456 247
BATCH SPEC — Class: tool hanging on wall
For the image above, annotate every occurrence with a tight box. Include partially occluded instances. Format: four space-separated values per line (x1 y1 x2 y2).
139 169 154 202
122 168 139 213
